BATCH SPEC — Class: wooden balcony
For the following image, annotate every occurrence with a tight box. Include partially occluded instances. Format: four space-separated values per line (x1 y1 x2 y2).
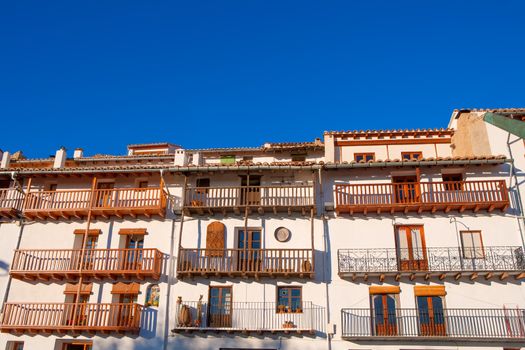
10 248 163 281
0 303 142 334
341 307 525 341
0 188 24 219
183 185 315 216
177 248 314 279
23 187 167 220
172 301 321 335
338 246 525 281
335 180 509 215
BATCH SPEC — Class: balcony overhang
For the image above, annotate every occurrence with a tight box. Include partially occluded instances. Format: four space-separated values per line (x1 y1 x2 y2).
339 269 525 282
171 326 315 336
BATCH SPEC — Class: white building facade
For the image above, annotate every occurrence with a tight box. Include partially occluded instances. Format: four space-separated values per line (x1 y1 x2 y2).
0 108 524 350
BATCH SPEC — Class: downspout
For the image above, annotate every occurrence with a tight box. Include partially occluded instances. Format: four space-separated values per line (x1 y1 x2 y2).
506 134 525 251
318 167 332 350
161 170 186 350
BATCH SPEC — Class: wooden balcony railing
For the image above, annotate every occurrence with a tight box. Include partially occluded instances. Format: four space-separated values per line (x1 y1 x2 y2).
335 180 509 214
23 187 167 220
172 301 323 334
0 303 142 334
0 188 25 218
10 248 163 281
177 248 314 279
341 308 525 341
338 246 525 281
184 185 315 215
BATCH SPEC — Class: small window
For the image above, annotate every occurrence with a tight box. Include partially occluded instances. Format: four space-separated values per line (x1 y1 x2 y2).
48 183 58 191
291 153 307 162
277 286 302 313
62 341 92 350
461 231 484 259
220 155 236 165
137 181 148 189
6 342 24 350
401 152 423 161
442 173 463 190
354 153 375 162
242 156 253 161
196 178 210 194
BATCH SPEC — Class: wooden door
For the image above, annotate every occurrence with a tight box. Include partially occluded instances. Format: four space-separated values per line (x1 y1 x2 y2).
117 294 137 326
82 236 98 269
71 294 89 326
206 221 225 271
96 182 114 207
240 176 261 206
417 296 446 336
396 226 428 271
237 229 261 272
208 286 232 328
392 176 420 204
122 235 144 270
372 294 397 336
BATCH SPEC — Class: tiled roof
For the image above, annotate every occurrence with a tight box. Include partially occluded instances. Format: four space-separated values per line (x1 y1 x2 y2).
324 128 454 136
455 108 525 114
127 142 180 149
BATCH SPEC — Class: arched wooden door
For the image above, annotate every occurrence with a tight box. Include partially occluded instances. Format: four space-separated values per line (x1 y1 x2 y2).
206 221 225 257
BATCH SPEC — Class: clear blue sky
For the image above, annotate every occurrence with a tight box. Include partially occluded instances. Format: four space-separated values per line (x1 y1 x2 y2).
1 1 524 158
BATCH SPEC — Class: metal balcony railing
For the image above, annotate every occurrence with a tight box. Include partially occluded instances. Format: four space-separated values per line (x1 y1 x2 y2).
341 307 525 340
338 246 525 278
173 301 323 334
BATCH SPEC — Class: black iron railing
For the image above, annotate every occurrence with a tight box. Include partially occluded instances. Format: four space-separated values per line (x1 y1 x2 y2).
341 308 525 339
338 246 525 274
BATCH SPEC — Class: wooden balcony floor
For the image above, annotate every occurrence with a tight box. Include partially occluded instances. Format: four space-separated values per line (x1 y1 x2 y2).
184 205 315 216
336 201 508 215
177 270 315 280
23 207 166 220
0 324 140 335
340 269 525 282
0 208 21 219
171 326 315 335
10 270 161 281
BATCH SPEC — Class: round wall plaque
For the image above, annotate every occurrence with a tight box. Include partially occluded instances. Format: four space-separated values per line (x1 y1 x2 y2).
274 227 291 242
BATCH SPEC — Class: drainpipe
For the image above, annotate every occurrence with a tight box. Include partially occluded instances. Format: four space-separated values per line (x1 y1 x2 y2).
318 168 332 350
506 134 525 251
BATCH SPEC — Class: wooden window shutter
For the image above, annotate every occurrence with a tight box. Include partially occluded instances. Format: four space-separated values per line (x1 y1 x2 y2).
414 285 446 297
64 283 93 295
369 286 401 294
111 282 140 295
206 221 225 257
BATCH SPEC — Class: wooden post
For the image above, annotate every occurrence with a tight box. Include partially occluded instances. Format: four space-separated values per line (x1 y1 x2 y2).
176 176 188 271
21 177 32 211
74 176 97 329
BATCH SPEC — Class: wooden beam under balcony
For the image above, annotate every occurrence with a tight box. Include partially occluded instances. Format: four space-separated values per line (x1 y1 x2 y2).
10 248 163 281
335 180 509 215
23 187 167 220
0 188 24 219
177 248 314 279
183 185 315 216
0 303 143 335
338 246 525 282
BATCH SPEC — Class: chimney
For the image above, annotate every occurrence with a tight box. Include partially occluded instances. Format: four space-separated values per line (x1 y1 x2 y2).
174 149 187 166
53 147 67 168
192 152 202 166
0 151 10 169
73 148 84 159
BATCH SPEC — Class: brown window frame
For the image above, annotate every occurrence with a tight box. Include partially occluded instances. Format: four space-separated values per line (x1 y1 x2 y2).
460 230 485 259
401 151 423 161
354 153 375 162
442 173 464 191
137 180 148 189
277 286 303 314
